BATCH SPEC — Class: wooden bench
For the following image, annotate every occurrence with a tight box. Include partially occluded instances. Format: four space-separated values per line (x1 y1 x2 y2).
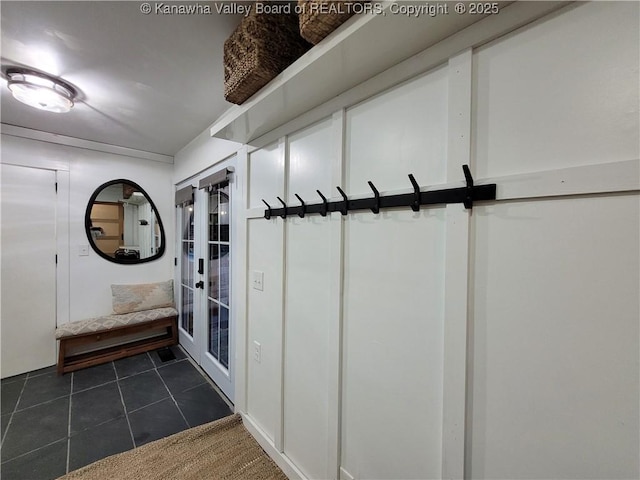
56 280 179 375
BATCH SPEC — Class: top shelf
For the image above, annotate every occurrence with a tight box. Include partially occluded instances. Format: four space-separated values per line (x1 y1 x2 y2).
209 1 499 144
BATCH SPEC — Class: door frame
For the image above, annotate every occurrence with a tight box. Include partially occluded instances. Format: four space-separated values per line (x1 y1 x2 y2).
175 155 238 403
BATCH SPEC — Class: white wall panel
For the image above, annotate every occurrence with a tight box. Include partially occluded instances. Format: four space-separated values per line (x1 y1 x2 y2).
248 142 284 209
345 66 448 196
246 217 284 442
473 1 640 178
469 194 640 479
283 118 336 479
283 215 334 479
287 118 334 204
342 208 446 480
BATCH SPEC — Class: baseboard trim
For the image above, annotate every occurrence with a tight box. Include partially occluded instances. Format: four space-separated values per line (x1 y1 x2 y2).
240 412 308 480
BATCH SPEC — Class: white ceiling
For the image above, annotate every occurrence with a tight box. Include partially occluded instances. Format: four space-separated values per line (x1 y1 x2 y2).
0 1 243 156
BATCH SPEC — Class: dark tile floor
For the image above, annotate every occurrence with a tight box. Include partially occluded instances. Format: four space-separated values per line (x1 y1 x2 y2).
0 346 233 480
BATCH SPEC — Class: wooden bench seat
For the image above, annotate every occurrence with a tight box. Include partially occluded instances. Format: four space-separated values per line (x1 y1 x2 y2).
56 307 178 375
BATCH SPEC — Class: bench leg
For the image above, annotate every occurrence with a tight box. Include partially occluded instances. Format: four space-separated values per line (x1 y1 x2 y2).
170 316 178 344
57 340 66 375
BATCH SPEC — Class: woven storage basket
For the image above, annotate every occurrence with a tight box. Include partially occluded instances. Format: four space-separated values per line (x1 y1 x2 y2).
298 0 370 45
224 1 312 105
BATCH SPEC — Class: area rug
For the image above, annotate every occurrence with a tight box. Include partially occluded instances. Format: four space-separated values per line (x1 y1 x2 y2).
58 414 287 480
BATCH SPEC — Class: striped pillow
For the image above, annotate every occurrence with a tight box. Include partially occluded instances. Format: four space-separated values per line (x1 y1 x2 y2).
111 280 175 314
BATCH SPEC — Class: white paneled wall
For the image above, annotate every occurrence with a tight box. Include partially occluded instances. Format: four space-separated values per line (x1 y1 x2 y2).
246 217 285 443
248 141 285 209
284 215 334 479
469 195 639 479
283 119 336 480
473 1 639 178
342 208 446 480
236 2 640 479
346 66 448 195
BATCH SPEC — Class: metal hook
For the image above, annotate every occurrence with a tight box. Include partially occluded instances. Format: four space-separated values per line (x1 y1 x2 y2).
295 194 306 218
277 196 287 219
408 174 420 212
317 190 328 217
462 165 474 209
367 181 380 214
262 199 272 220
336 186 348 216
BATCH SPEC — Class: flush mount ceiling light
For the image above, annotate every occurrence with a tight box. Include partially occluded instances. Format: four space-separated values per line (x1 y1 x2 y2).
5 67 76 113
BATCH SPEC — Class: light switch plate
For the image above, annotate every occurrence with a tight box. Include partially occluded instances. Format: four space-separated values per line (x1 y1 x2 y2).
252 270 264 291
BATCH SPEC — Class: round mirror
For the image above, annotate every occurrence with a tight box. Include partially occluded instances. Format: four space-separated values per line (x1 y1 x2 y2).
85 179 166 264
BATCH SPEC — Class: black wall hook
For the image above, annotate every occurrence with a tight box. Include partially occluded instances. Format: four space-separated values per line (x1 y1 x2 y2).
408 174 420 212
368 181 380 214
277 197 287 218
295 194 306 218
317 190 328 217
336 187 349 215
262 199 272 220
462 165 474 209
261 167 496 220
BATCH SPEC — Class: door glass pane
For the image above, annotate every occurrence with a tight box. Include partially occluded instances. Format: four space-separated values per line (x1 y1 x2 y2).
209 191 219 242
220 306 229 368
209 244 219 300
182 242 193 286
208 301 219 359
181 286 193 336
220 245 229 305
220 186 229 242
182 202 194 240
180 202 194 337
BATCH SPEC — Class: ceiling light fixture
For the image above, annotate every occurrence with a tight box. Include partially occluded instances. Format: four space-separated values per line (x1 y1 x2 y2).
5 67 76 113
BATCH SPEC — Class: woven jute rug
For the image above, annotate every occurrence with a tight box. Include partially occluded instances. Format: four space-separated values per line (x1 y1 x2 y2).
58 414 287 480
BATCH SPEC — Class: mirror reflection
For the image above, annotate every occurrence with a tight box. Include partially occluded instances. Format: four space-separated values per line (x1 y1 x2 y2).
86 180 165 264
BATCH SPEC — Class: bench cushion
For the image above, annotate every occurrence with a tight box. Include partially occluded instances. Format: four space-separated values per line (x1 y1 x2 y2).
111 280 174 314
56 307 178 339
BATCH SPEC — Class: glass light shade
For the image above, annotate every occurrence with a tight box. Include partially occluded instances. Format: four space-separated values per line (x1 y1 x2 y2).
7 73 74 113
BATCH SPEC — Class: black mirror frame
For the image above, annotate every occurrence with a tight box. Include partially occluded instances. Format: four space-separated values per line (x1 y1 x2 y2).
84 179 166 265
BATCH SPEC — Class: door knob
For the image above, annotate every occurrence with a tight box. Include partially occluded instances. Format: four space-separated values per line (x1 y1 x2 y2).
195 281 204 289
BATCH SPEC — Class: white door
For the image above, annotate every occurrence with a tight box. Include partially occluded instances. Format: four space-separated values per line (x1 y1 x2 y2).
198 183 232 398
1 164 57 378
176 164 234 402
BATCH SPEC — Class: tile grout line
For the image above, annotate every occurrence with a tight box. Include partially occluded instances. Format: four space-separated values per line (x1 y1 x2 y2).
112 362 137 449
66 372 73 474
12 392 72 414
0 437 68 466
67 377 118 395
152 352 191 429
0 376 28 446
180 347 234 411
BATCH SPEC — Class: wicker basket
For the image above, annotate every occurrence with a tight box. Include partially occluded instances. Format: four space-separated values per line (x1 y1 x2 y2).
298 0 370 45
224 1 312 105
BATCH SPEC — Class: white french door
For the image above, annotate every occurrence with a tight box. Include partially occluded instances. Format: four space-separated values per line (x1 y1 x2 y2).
176 163 234 402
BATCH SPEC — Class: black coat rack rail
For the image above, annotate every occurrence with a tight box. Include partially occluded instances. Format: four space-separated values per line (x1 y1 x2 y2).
261 165 496 220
